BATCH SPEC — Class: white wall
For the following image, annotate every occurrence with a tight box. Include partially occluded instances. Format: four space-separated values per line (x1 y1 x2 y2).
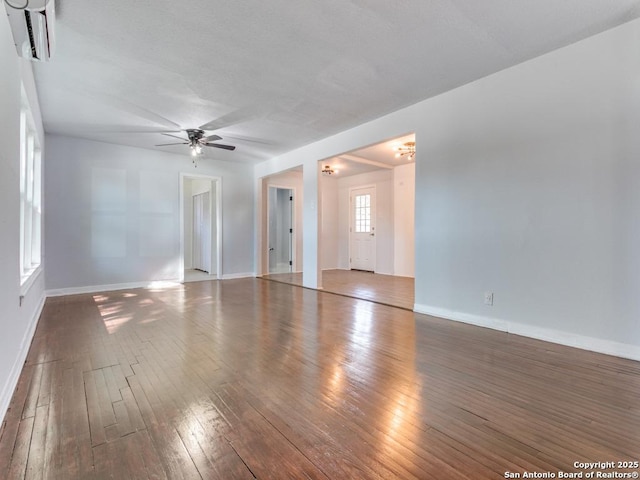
45 135 254 291
412 17 640 356
336 169 394 274
394 163 415 277
0 16 47 423
255 19 640 359
320 175 339 269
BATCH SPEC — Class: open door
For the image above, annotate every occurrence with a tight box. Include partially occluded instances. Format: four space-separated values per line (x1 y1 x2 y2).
268 186 294 273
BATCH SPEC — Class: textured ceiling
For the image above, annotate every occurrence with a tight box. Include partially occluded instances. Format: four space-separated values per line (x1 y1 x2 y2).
33 0 640 163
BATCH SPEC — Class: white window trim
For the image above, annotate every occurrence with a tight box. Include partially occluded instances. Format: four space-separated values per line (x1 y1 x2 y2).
19 85 43 292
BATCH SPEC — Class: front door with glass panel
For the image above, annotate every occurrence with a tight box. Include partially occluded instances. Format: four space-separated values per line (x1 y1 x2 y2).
350 186 375 272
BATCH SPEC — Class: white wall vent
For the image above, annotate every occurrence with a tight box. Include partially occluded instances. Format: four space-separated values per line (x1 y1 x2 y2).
4 0 55 61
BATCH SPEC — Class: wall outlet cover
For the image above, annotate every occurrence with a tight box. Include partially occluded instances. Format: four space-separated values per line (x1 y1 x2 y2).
484 292 494 306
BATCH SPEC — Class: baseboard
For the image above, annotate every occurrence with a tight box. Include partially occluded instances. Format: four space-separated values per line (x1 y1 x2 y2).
46 279 181 297
414 303 640 362
220 272 256 280
0 293 45 425
46 274 260 296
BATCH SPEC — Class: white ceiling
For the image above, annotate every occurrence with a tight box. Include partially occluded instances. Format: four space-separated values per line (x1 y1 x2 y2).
33 0 640 163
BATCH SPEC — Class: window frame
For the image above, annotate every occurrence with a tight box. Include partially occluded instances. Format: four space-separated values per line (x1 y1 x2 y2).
19 86 43 293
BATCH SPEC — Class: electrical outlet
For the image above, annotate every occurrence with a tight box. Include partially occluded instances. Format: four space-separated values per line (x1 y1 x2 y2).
484 292 494 306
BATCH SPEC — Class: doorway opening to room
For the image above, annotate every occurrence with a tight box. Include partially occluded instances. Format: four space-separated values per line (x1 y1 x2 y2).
268 186 294 274
317 133 416 309
259 167 303 283
180 174 222 283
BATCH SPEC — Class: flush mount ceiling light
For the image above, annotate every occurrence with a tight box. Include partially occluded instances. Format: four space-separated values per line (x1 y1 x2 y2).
394 141 416 161
321 165 335 175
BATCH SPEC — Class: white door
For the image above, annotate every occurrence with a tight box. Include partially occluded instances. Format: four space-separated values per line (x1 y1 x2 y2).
192 192 211 273
350 187 376 271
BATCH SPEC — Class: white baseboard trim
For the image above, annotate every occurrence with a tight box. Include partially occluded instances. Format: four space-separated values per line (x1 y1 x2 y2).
46 274 260 297
0 293 46 425
46 281 150 296
220 272 256 280
414 303 640 362
46 279 182 297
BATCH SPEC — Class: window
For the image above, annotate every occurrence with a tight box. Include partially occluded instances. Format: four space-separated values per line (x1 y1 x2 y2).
19 87 42 287
354 193 371 233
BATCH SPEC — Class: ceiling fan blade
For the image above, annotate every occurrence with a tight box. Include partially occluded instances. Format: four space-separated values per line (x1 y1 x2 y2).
155 142 189 146
162 133 189 141
204 143 236 151
203 134 222 142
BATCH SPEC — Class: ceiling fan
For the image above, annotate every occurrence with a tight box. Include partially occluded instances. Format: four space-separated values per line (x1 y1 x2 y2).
155 128 236 157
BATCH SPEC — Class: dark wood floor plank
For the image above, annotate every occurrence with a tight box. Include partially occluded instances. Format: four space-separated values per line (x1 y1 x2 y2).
128 363 203 479
42 365 63 480
7 415 34 480
126 374 194 480
83 369 107 447
60 361 94 478
1 278 639 479
24 403 48 480
101 365 123 403
121 386 146 432
93 368 116 429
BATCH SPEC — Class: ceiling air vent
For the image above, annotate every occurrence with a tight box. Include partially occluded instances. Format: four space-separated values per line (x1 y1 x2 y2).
4 0 56 61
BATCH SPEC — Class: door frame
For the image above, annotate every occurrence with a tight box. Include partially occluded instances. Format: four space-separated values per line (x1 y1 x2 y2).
179 173 222 282
348 184 376 272
266 184 296 273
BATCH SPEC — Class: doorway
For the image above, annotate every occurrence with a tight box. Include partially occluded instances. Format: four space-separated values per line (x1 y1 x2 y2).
268 186 294 274
180 174 222 282
349 186 376 272
192 191 211 273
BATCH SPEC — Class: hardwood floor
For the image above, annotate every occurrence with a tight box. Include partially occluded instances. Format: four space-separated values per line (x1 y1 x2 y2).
264 269 415 310
1 278 639 479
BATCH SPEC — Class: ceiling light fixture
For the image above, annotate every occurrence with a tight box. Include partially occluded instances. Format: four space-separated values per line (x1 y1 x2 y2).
394 141 416 161
189 141 202 167
321 165 335 175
